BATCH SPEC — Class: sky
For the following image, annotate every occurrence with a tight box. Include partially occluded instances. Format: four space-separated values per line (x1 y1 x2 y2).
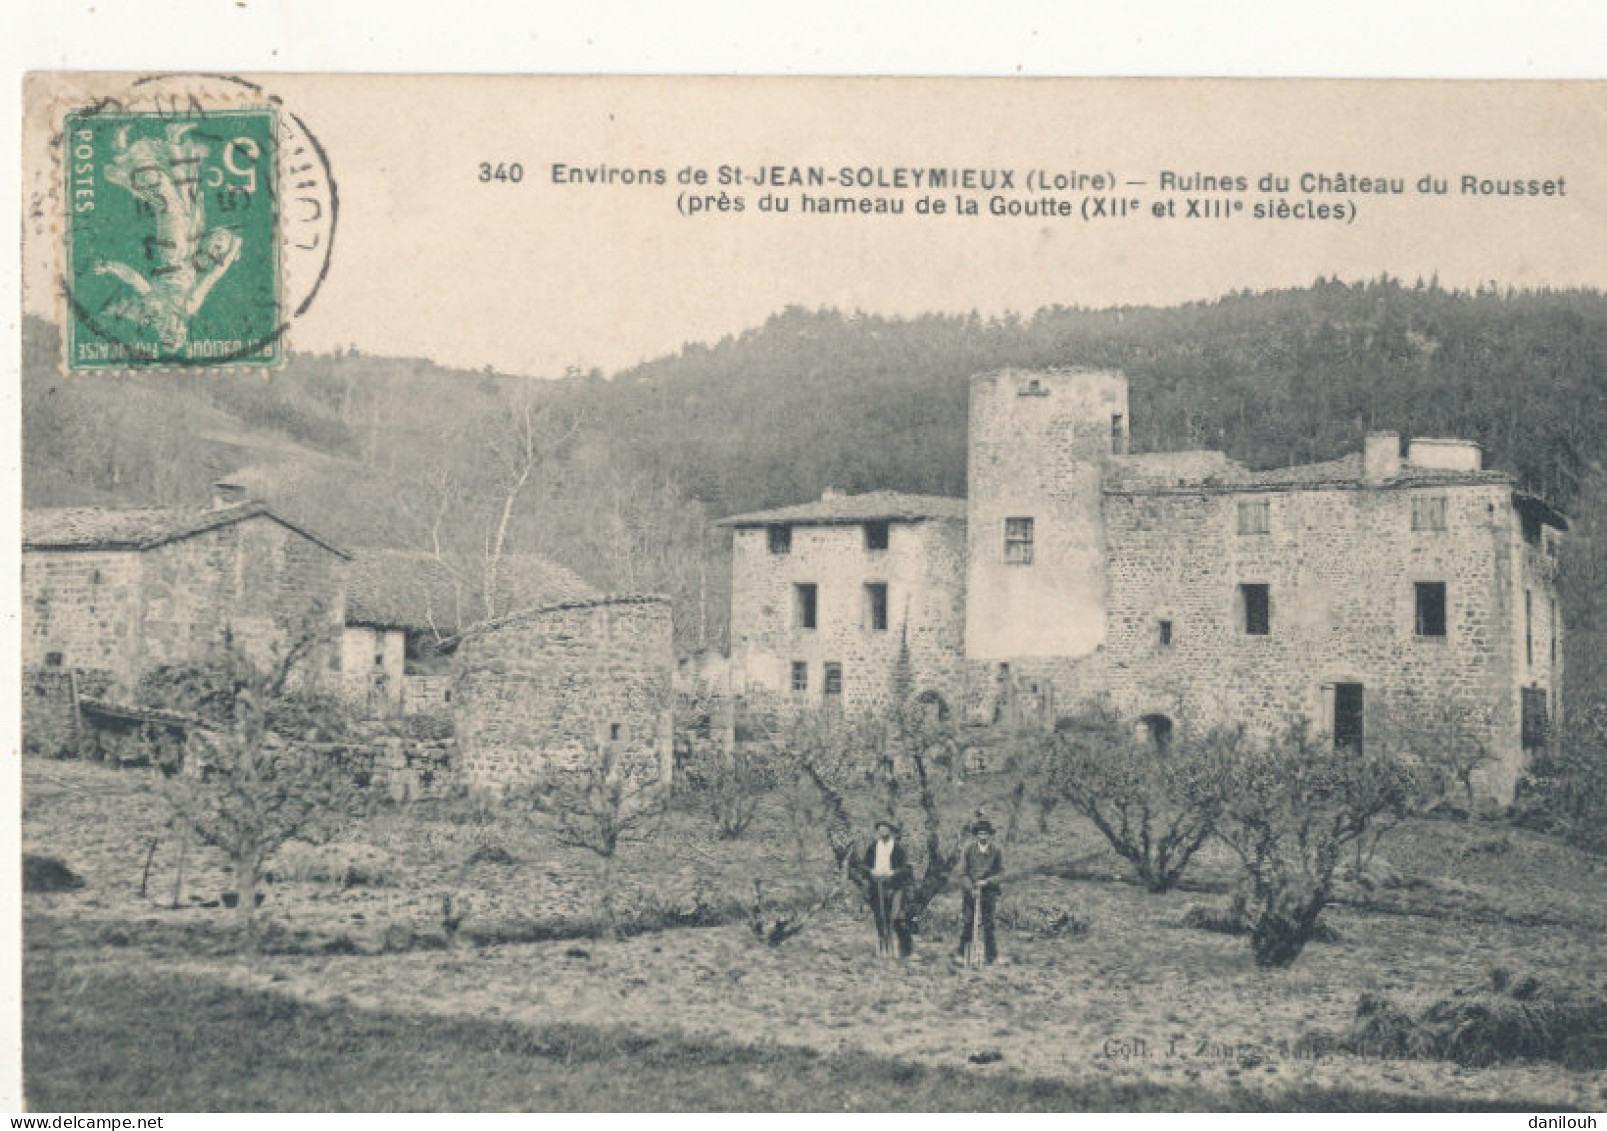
21 76 1607 376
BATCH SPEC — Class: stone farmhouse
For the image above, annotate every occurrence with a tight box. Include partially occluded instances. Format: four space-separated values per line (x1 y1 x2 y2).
22 501 349 695
22 490 675 785
719 491 967 716
21 501 349 754
724 367 1567 802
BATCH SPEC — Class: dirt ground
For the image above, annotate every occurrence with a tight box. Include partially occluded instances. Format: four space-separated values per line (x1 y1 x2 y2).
22 757 1607 1110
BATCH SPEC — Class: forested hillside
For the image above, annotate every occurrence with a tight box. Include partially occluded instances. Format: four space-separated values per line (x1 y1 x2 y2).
20 277 1607 695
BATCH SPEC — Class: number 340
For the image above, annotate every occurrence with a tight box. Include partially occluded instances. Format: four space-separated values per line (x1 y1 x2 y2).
478 162 524 183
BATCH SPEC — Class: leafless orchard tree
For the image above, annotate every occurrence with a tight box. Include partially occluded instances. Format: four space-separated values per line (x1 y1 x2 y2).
1386 694 1497 820
677 686 781 841
516 685 672 940
1211 719 1420 967
154 632 359 942
1024 699 1233 894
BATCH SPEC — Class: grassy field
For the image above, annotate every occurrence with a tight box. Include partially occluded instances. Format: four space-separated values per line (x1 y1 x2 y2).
22 757 1607 1111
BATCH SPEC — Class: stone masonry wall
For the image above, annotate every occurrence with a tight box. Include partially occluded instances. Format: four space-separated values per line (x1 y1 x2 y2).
402 674 454 715
139 517 346 690
728 518 967 716
21 550 143 689
454 598 674 789
967 368 1127 662
1088 481 1529 800
21 669 82 757
340 625 406 713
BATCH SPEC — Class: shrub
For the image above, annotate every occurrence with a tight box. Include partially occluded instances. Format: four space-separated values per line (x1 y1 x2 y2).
1179 898 1247 936
1212 720 1419 967
1340 973 1607 1070
1512 702 1607 855
23 854 84 893
1035 702 1232 893
618 886 746 934
386 713 455 744
998 901 1092 939
1177 894 1339 942
464 842 517 867
136 652 358 749
266 840 399 888
423 785 501 826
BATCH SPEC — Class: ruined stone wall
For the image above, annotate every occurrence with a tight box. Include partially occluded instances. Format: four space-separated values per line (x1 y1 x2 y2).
728 518 967 716
140 518 346 690
21 669 82 757
1517 526 1563 710
402 674 453 715
21 550 143 689
454 598 674 789
1092 481 1528 800
966 368 1127 661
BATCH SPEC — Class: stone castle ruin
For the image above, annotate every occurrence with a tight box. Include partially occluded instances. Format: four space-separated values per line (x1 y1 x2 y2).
724 368 1566 802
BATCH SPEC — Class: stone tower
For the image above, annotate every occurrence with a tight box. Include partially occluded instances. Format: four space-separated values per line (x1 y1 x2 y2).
965 368 1128 665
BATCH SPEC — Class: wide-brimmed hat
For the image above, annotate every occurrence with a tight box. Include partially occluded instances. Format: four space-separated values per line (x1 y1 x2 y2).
971 818 995 835
874 818 900 835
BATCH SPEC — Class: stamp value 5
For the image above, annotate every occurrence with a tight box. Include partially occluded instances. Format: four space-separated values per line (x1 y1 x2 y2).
65 107 281 370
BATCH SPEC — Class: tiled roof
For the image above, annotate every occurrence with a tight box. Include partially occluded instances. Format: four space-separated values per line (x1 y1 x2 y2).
22 502 347 556
345 550 600 632
718 490 967 527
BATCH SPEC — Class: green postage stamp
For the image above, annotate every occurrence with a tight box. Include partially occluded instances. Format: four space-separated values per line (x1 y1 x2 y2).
65 107 282 369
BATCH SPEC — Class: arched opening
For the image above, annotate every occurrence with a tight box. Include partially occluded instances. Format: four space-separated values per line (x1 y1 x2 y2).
1139 713 1174 751
913 688 950 723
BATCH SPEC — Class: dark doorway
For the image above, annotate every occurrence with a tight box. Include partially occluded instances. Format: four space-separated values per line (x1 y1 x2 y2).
1334 683 1365 751
1139 713 1173 750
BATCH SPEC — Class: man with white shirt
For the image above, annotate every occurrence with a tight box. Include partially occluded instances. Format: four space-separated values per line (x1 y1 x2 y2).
857 818 913 957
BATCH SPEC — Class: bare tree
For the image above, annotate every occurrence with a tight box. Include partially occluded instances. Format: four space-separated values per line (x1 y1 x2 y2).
1211 719 1419 967
154 638 358 942
677 687 779 841
736 709 863 947
521 738 669 940
1036 700 1231 894
480 381 581 619
1389 695 1497 819
396 383 583 638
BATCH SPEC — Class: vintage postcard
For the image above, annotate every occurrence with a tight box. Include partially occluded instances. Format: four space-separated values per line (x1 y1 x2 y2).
16 73 1607 1113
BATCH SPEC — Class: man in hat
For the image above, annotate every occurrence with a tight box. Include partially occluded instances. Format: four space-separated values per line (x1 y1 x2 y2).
957 817 1004 964
857 818 914 957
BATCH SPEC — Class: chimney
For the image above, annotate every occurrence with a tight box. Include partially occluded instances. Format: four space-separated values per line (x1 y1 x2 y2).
1406 438 1483 472
1363 431 1401 484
